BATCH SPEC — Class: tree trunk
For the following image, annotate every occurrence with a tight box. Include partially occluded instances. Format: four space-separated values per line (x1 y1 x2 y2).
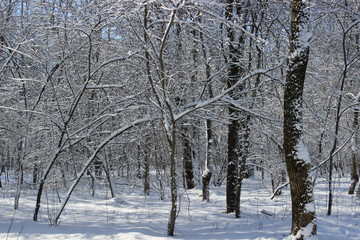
284 0 316 238
225 0 247 215
34 148 63 221
348 93 359 194
200 20 214 202
143 148 150 196
104 151 116 198
202 119 213 202
235 117 250 218
227 113 241 213
33 162 39 184
167 123 177 236
14 163 23 210
182 128 195 190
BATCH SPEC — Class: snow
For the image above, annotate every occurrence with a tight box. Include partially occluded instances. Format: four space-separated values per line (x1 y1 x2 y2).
304 202 316 213
1 175 360 240
294 139 312 164
351 137 357 152
202 168 211 178
284 224 318 240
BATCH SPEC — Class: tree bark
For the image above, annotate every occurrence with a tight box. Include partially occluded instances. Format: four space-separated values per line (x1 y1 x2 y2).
284 0 316 238
167 120 177 236
200 19 214 202
202 119 213 202
182 129 195 190
225 0 248 216
143 148 150 196
348 93 359 194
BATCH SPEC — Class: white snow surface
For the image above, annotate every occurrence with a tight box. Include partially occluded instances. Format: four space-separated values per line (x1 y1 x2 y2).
294 139 312 164
1 174 360 240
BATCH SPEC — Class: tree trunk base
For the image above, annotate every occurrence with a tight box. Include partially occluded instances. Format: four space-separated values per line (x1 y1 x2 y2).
348 180 358 194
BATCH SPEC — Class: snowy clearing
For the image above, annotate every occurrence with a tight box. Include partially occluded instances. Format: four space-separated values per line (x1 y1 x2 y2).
1 174 359 240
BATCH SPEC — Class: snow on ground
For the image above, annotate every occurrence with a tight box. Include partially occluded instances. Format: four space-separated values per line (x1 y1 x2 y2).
1 174 359 240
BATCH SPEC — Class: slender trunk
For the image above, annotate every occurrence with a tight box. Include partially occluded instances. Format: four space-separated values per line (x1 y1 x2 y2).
60 165 67 188
51 119 148 225
34 147 64 221
14 163 23 210
202 119 213 202
200 20 214 202
143 148 150 196
328 15 349 215
33 162 38 184
348 94 359 194
137 144 142 179
167 122 177 236
148 3 180 235
182 128 195 190
104 151 116 198
154 146 165 200
33 33 94 221
88 170 96 197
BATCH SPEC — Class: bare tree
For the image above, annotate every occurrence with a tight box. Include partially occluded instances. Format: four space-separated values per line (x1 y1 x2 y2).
224 0 249 217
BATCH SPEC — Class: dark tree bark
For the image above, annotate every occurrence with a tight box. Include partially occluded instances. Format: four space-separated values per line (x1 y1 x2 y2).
202 118 213 202
143 147 150 196
348 93 359 194
182 129 195 190
225 0 248 217
32 162 39 184
283 0 316 238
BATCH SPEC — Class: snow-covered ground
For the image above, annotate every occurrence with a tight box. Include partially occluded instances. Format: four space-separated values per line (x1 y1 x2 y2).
1 174 359 240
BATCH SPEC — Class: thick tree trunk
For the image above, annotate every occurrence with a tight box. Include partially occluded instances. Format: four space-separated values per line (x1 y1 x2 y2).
225 0 248 215
284 0 316 238
235 117 250 218
226 114 240 213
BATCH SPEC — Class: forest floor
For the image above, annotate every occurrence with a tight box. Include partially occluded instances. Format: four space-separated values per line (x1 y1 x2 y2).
1 173 360 240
